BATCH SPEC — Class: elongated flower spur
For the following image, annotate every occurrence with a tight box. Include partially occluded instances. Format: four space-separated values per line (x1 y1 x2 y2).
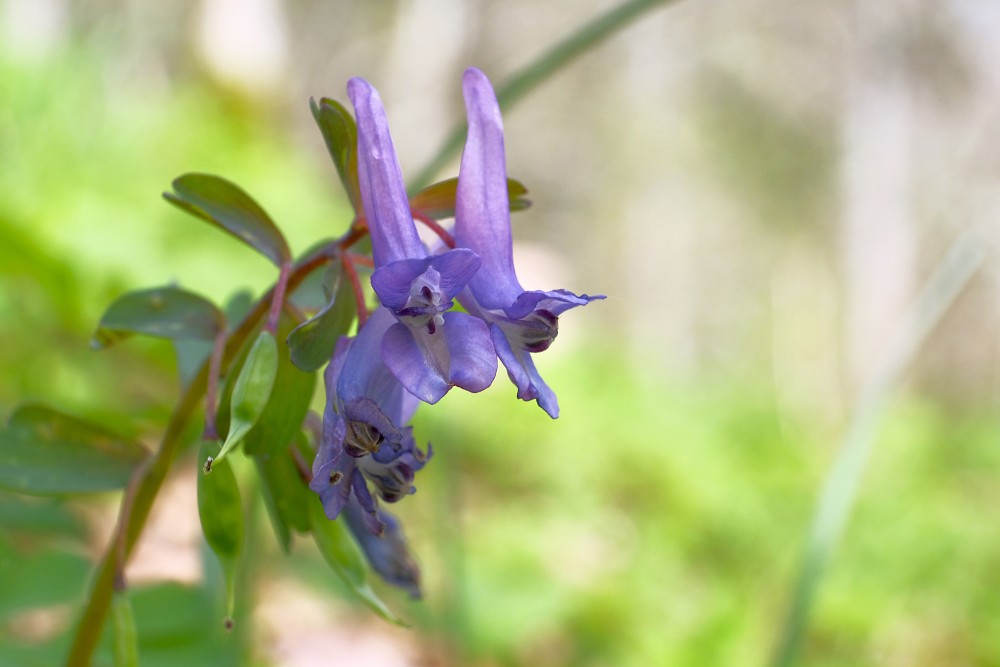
454 68 604 418
349 77 498 405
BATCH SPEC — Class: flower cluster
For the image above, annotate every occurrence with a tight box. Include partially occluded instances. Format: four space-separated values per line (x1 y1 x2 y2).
309 68 602 597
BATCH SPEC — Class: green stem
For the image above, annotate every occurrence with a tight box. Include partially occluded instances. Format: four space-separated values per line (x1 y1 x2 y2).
770 230 986 667
409 0 682 192
64 246 336 667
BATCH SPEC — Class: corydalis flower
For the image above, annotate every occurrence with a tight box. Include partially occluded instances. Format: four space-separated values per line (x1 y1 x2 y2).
344 501 423 598
348 77 497 404
455 68 603 418
309 307 430 535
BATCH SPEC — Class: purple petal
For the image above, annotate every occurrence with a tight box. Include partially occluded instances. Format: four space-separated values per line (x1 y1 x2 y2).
348 77 423 266
381 322 451 404
506 289 605 321
443 311 497 394
491 324 559 418
371 249 482 312
309 416 356 519
335 307 403 417
344 503 422 598
454 68 524 310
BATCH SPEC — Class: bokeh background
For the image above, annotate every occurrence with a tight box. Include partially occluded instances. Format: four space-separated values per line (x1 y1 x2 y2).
2 0 1000 665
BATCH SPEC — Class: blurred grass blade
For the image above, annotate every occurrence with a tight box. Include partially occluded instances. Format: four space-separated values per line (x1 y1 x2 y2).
287 265 356 372
771 230 986 667
111 590 139 667
0 405 148 494
410 0 682 191
311 97 362 214
409 177 530 219
308 500 404 625
92 286 225 350
164 173 291 266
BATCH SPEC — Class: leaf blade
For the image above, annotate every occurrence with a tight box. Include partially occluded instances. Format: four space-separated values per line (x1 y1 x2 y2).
92 286 225 350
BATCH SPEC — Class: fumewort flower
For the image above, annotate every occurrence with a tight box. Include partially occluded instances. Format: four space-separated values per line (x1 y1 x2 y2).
309 307 431 536
343 501 422 599
454 68 603 418
348 77 497 404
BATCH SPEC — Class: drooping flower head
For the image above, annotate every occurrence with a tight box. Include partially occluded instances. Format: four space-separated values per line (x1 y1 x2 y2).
455 68 603 418
309 307 431 535
348 77 497 405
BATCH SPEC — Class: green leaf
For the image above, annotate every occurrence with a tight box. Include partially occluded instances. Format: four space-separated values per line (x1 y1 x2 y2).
243 317 316 456
164 173 291 266
92 286 225 350
197 440 244 623
287 264 356 372
308 500 403 625
0 405 148 494
311 98 361 214
111 590 139 667
209 331 278 470
173 339 215 390
254 433 313 552
409 177 531 219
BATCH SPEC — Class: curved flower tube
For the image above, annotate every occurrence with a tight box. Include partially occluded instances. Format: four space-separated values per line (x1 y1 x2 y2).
348 77 497 404
455 68 603 418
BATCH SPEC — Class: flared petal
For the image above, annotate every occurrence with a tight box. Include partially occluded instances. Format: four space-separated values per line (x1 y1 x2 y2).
443 311 497 393
490 324 560 418
505 288 603 321
348 77 423 266
309 415 356 519
371 249 482 312
454 68 523 310
381 322 451 404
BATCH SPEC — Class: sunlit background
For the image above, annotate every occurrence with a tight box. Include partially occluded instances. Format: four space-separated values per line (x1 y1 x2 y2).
2 0 1000 665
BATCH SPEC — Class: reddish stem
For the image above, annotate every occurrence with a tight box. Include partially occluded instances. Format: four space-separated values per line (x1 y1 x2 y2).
341 253 369 327
266 261 293 334
412 209 456 249
202 328 227 441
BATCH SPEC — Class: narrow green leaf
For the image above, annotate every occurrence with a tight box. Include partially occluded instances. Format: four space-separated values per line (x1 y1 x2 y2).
308 500 404 625
408 177 531 220
243 317 316 456
111 590 139 667
209 331 278 470
0 405 147 494
254 433 313 552
311 97 361 214
92 286 225 350
164 173 291 266
197 440 244 624
287 265 356 372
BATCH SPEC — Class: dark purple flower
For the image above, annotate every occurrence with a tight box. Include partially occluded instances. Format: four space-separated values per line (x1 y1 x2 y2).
309 307 430 535
348 77 497 404
455 68 603 418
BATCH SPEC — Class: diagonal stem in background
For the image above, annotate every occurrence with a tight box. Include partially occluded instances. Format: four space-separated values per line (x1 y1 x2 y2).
409 0 683 192
770 229 987 667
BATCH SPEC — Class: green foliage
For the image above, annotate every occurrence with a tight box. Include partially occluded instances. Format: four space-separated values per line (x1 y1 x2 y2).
409 177 531 219
211 331 278 468
0 405 147 494
164 174 291 267
111 591 140 667
287 264 356 372
197 441 244 623
92 286 226 350
308 499 404 625
311 97 362 214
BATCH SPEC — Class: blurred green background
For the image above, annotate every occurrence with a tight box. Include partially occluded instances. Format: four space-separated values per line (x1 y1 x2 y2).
2 0 1000 665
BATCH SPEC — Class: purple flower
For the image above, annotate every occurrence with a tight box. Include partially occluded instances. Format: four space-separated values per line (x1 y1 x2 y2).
343 500 423 598
309 307 431 535
348 77 497 404
455 68 603 418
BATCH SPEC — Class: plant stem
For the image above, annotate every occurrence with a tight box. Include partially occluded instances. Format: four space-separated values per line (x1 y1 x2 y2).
409 0 682 192
769 230 986 667
65 245 336 667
